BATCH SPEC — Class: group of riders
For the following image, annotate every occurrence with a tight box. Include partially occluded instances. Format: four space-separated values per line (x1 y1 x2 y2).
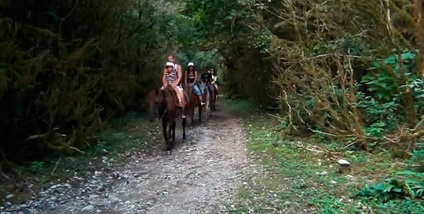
161 54 218 117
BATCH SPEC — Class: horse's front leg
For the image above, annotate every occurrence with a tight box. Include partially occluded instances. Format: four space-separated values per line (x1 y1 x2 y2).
198 103 202 122
190 107 195 125
165 120 175 153
162 119 171 154
212 96 216 111
166 121 173 154
182 116 187 142
162 119 168 142
211 94 216 111
171 120 176 143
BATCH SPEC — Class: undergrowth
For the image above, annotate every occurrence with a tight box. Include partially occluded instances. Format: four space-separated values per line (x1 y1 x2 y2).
225 100 424 213
223 98 259 117
0 112 159 204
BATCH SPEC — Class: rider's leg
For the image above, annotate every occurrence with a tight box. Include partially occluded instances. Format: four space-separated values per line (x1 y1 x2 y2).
193 84 204 105
176 86 186 117
174 86 183 107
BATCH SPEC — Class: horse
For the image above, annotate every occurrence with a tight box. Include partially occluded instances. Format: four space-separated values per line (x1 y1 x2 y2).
183 83 202 125
147 85 187 154
200 82 213 119
207 83 217 111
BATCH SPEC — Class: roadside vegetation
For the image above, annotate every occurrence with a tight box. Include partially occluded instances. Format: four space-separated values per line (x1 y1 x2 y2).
224 99 424 213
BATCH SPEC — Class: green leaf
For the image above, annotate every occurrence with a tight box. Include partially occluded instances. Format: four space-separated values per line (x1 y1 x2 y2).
397 170 419 176
384 56 397 64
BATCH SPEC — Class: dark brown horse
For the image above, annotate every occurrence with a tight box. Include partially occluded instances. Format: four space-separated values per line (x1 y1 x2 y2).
207 83 217 111
199 82 216 119
183 84 202 125
199 82 210 119
147 85 186 154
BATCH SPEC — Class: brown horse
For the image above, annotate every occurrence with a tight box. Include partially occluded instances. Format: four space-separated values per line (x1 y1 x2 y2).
183 84 202 125
147 85 187 154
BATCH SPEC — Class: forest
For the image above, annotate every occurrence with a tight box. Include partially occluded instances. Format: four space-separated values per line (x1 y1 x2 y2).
2 0 424 212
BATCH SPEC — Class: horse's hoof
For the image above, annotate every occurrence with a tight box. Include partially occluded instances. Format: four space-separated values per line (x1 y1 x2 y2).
166 150 172 155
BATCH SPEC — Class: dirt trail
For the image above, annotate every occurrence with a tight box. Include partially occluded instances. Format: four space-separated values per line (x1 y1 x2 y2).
3 102 255 214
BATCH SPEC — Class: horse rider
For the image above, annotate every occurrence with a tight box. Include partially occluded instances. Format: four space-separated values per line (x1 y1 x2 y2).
201 69 212 84
201 69 216 96
161 55 186 118
185 62 205 105
210 68 219 97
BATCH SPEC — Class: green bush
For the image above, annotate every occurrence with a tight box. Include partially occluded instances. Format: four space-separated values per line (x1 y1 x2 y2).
0 0 178 164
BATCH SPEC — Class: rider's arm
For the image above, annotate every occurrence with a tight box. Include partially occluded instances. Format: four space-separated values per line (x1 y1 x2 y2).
194 70 198 83
175 65 183 86
184 71 188 85
162 68 167 86
211 75 216 84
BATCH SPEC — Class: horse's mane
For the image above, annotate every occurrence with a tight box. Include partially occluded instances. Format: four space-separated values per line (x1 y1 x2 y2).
160 86 178 105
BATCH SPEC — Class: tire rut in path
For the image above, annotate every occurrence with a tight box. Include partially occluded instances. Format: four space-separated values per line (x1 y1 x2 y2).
49 105 252 213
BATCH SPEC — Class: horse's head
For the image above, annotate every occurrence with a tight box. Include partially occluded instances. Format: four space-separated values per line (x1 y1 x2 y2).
146 89 164 122
199 82 205 90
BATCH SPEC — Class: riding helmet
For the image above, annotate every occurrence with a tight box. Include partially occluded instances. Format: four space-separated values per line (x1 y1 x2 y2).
165 61 174 68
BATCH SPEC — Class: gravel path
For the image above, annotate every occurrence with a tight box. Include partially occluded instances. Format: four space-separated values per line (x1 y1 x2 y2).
2 103 254 214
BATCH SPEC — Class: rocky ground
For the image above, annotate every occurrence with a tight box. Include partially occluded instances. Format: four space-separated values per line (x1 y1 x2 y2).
1 102 260 214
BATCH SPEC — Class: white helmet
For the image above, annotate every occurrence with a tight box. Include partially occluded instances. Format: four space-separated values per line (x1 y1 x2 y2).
165 61 174 67
188 62 194 67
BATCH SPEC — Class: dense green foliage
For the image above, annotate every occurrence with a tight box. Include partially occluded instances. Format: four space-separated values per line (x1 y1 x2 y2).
184 0 424 147
0 0 214 163
187 0 424 209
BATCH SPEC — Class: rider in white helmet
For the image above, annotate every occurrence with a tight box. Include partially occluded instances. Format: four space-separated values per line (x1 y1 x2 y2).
162 55 185 117
185 62 205 105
